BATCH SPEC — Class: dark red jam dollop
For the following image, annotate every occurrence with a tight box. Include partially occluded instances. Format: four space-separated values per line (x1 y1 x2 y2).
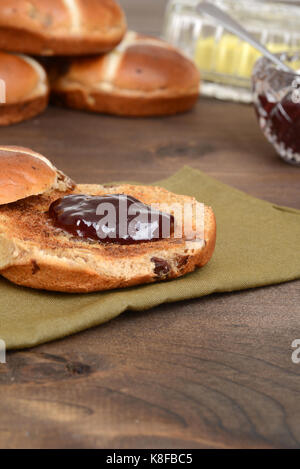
49 194 174 245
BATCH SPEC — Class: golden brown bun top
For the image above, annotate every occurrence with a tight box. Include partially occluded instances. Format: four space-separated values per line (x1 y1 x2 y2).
0 0 126 37
76 0 125 34
0 146 73 205
54 31 200 93
0 52 48 104
116 39 200 93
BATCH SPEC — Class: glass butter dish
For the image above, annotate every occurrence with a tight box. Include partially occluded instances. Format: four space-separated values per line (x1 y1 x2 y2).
163 0 300 102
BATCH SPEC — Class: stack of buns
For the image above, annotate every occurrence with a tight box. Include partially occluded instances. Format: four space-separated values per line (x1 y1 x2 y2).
0 0 200 124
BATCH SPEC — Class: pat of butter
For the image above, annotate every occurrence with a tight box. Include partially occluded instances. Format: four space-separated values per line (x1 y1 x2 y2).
195 34 300 78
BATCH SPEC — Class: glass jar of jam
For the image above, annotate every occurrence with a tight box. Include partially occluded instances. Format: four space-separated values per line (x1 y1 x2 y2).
252 52 300 165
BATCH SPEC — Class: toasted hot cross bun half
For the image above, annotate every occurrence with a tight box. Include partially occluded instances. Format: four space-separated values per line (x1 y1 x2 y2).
51 31 201 116
0 146 74 204
0 0 126 56
0 183 216 293
0 52 49 125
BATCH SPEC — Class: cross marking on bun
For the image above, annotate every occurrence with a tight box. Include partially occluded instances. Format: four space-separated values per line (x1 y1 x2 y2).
63 0 81 33
99 31 176 92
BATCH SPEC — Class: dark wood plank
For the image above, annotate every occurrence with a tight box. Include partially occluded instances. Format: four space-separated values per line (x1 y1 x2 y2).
1 281 300 449
0 0 299 449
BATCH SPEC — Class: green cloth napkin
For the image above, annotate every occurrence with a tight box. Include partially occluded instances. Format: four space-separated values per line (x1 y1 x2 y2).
1 166 300 350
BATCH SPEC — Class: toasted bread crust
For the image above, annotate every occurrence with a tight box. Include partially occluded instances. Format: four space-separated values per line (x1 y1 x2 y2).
0 184 216 293
0 236 215 293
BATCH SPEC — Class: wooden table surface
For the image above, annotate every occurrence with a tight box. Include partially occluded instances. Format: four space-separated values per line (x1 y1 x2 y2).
0 0 300 449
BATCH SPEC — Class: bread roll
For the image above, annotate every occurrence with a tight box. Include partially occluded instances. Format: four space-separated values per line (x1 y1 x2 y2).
0 183 215 292
0 146 74 204
0 52 49 125
0 0 126 56
51 31 201 117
